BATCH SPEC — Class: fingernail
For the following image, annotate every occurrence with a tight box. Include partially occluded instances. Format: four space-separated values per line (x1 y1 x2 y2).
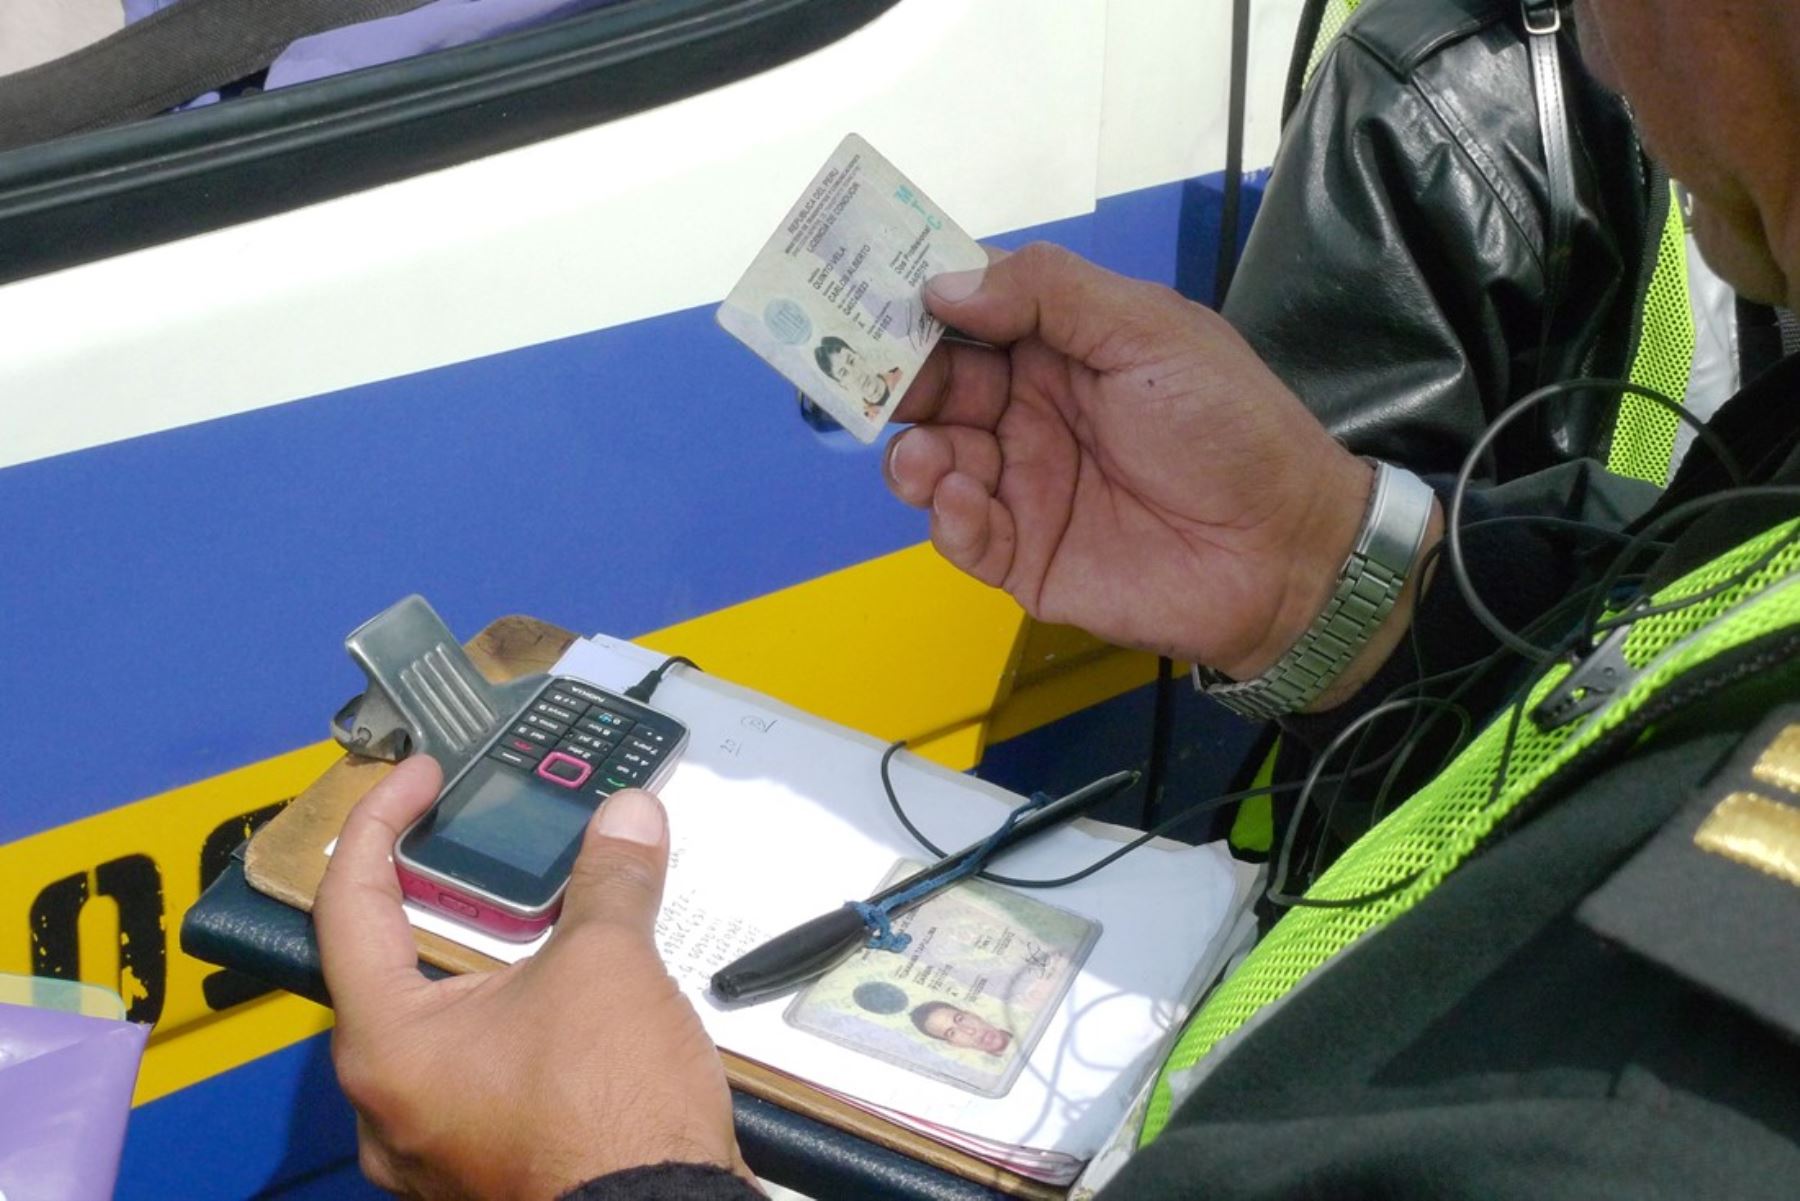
926 267 985 305
883 429 909 484
594 790 665 846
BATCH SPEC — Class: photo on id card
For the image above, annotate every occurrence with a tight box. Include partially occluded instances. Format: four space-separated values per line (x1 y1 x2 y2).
715 133 988 443
783 860 1099 1097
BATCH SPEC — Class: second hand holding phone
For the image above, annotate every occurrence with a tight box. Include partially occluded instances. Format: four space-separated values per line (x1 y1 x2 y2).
392 677 689 940
333 595 693 944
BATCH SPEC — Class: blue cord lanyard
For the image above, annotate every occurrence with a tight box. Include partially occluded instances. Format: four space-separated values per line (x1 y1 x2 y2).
847 791 1056 952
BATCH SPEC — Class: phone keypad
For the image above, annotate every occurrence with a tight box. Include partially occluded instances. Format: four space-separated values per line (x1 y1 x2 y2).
485 679 682 800
522 712 568 736
575 718 626 745
490 746 534 770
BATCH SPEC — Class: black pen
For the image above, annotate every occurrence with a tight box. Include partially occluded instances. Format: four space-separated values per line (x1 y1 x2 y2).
709 769 1139 1005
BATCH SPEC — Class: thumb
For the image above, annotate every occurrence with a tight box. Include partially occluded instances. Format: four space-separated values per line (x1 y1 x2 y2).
923 242 1173 365
557 789 669 937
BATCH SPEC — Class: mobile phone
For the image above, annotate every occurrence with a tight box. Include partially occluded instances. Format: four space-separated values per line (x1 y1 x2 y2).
394 676 688 940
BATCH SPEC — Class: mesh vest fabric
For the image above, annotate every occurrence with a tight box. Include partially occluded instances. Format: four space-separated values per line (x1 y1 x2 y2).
1227 742 1280 853
1302 0 1362 87
1609 184 1697 484
1141 518 1800 1145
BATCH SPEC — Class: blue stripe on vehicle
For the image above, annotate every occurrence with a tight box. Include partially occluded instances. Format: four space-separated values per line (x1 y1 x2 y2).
0 172 1255 845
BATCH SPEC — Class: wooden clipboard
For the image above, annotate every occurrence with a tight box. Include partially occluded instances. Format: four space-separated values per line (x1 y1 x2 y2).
243 614 1064 1201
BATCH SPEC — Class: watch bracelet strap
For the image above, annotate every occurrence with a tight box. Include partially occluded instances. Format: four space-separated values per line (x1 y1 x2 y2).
1194 462 1436 721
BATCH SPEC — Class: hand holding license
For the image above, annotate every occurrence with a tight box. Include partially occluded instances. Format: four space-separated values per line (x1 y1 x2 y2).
716 133 988 442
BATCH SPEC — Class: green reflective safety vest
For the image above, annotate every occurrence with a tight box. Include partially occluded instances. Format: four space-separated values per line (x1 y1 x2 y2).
1611 186 1699 484
1143 515 1800 1145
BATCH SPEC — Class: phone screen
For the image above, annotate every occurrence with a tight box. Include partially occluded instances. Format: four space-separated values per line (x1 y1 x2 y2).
400 759 595 909
435 761 592 875
397 677 688 919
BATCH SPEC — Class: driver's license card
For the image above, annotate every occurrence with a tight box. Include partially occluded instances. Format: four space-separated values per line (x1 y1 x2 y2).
716 134 988 443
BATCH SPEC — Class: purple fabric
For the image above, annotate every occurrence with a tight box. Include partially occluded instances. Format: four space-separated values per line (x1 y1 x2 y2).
265 0 629 90
0 1002 148 1201
120 0 629 106
121 0 223 109
121 0 171 22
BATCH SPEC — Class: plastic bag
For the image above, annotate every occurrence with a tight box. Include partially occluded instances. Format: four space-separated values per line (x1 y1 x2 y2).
0 975 148 1201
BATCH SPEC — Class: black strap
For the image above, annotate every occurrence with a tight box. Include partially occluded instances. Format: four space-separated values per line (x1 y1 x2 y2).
0 0 439 153
1737 301 1786 382
1524 0 1578 386
1732 301 1800 382
1214 0 1253 304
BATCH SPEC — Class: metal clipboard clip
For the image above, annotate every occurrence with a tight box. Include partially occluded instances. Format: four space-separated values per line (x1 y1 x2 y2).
331 595 545 779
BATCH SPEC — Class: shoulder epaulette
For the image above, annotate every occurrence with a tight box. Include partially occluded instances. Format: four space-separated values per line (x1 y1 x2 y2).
1581 704 1800 1040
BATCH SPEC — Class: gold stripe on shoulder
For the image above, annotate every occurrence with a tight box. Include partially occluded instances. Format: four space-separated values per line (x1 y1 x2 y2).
1751 724 1800 795
1695 790 1800 888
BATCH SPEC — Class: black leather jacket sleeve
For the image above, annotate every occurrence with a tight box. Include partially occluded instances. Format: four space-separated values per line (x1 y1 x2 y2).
561 1163 760 1201
1224 0 1653 482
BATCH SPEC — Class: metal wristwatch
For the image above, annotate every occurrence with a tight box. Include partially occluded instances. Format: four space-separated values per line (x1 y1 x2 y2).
1194 461 1436 721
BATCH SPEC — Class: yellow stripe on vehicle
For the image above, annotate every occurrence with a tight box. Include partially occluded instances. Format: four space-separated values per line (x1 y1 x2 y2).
0 543 1149 1105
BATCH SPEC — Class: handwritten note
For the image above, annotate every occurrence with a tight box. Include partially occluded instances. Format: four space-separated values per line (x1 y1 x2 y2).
655 883 767 994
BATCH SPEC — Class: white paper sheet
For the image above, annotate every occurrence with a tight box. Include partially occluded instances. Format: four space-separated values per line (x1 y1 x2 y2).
392 635 1252 1166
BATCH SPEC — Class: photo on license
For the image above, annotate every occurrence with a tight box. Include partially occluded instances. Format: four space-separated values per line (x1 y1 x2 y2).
784 860 1099 1097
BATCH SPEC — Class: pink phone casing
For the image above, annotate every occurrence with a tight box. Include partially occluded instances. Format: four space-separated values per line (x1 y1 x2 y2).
394 862 560 942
